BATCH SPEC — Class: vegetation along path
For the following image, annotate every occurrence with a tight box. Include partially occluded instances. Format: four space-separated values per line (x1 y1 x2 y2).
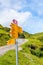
0 39 28 55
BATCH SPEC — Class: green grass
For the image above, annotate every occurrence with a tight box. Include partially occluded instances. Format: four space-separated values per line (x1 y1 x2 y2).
0 24 43 65
0 29 9 34
0 39 43 65
0 25 10 46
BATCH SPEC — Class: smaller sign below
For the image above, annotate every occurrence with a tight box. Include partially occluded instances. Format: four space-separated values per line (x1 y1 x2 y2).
7 38 16 45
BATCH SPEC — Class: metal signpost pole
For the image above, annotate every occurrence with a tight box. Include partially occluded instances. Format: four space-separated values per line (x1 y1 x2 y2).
9 19 22 65
16 39 18 65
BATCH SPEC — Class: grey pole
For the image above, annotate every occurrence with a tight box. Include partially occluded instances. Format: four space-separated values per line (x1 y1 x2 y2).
16 39 18 65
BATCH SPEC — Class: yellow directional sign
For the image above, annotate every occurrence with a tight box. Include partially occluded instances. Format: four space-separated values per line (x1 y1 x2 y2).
7 38 16 45
10 31 18 38
10 23 22 33
10 23 23 38
11 28 18 32
10 23 18 31
10 23 18 28
12 32 18 38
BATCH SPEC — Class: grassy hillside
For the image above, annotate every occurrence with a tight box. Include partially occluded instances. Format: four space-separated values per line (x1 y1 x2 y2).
0 24 10 46
0 40 43 65
0 24 43 65
0 24 43 46
30 32 43 43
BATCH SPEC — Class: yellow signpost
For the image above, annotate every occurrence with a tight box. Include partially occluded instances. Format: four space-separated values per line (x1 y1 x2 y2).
7 21 23 45
7 19 23 65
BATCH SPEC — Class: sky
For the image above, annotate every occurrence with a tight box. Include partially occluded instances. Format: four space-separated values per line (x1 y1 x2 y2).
0 0 43 34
